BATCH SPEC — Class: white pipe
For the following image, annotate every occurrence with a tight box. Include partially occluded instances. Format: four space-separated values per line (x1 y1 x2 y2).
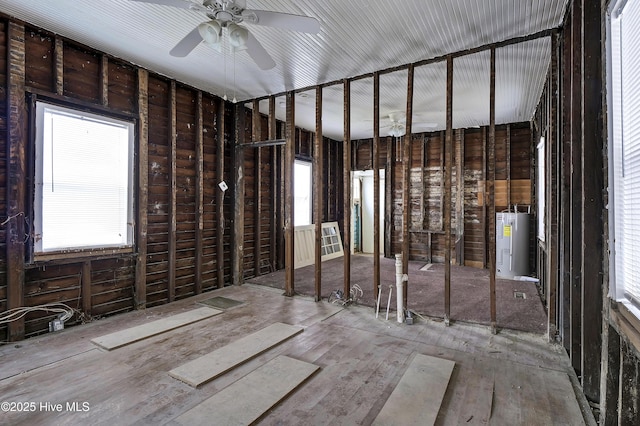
395 254 406 323
375 286 382 318
386 285 393 320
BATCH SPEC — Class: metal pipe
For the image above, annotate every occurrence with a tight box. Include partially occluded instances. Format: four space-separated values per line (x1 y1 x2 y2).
395 254 407 323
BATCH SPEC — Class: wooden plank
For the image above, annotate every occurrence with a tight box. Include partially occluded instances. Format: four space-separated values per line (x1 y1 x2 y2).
91 307 222 350
135 68 149 309
168 81 177 302
269 97 278 272
343 79 352 297
284 92 295 296
580 0 603 402
506 124 511 208
53 36 63 95
401 108 411 281
314 88 323 301
489 48 497 334
216 99 226 288
169 323 303 387
455 128 465 265
100 55 109 107
82 261 92 316
482 126 488 269
7 22 27 341
232 103 245 286
602 324 620 426
253 100 262 278
240 138 285 148
373 72 381 298
385 135 394 257
174 355 319 426
444 56 453 325
373 353 455 426
403 64 414 307
195 91 204 294
547 33 559 340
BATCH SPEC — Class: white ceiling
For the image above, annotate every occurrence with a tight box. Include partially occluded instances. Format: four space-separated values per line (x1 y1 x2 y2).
1 0 567 140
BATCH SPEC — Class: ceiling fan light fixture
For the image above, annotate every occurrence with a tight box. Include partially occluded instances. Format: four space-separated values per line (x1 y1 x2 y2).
198 20 222 45
227 23 249 49
389 123 405 138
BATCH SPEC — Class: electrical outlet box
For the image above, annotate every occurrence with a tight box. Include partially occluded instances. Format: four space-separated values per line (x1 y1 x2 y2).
49 318 64 332
218 181 228 192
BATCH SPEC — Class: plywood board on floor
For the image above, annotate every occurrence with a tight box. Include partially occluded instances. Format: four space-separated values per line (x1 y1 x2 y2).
91 307 222 350
373 353 455 426
173 355 319 426
169 322 303 387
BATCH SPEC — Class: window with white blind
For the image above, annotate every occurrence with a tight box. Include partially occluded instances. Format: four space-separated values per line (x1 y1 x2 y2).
537 137 545 242
608 0 640 318
34 101 135 257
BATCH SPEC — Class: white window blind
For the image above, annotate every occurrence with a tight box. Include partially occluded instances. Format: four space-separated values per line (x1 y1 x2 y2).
294 160 312 226
537 137 545 241
610 0 640 313
34 102 134 254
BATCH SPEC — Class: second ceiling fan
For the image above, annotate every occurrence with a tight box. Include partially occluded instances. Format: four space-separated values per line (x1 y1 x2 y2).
131 0 320 70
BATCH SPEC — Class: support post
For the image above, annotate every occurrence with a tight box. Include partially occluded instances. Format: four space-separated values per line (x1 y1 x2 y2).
216 99 226 288
232 103 245 286
195 91 204 294
373 73 381 298
135 69 149 308
269 97 278 272
284 92 295 296
168 81 177 302
444 55 453 326
343 80 352 298
314 88 323 301
253 100 262 277
489 47 497 334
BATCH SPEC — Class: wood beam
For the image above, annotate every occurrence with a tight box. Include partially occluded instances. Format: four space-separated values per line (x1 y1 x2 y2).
252 100 262 278
100 55 109 107
314 87 323 302
269 97 278 272
195 91 204 294
482 127 488 268
82 261 92 316
343 79 352 297
547 34 559 340
240 139 286 148
506 125 511 208
455 129 465 265
232 103 246 286
135 68 149 308
403 64 415 307
489 48 497 334
168 81 177 302
216 99 226 288
580 0 603 402
284 92 295 296
53 36 63 96
373 72 381 297
385 135 393 257
444 55 453 326
6 22 26 341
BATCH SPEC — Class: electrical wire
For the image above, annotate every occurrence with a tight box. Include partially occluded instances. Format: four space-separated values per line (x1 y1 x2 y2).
0 302 77 325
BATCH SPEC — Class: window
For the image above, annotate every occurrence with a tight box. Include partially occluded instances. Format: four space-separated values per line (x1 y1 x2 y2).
294 160 312 226
537 136 545 241
34 101 135 257
608 0 640 318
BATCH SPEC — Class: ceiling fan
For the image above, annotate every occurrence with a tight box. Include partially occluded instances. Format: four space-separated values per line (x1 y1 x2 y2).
130 0 321 70
377 112 438 137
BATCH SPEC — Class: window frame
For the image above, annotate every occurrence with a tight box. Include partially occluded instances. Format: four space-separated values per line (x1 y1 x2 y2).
29 95 137 262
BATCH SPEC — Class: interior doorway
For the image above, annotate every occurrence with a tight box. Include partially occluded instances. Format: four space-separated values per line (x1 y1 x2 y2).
352 170 385 254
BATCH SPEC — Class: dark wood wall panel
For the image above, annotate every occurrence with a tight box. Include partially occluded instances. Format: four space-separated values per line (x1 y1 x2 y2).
222 103 234 284
0 20 7 342
464 128 484 264
243 123 256 280
174 85 197 299
146 75 170 307
62 44 100 103
24 29 54 92
107 61 136 113
201 94 218 291
90 257 135 317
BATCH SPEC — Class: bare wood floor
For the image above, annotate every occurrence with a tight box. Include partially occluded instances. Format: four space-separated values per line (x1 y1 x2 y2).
0 284 591 425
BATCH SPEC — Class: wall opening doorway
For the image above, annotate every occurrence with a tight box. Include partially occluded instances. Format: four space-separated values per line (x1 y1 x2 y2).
352 170 385 254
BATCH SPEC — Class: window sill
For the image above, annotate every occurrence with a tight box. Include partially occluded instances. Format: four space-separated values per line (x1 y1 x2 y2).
30 246 135 266
610 299 640 354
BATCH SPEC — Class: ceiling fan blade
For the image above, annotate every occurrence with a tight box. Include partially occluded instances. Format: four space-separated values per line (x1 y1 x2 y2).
129 0 207 12
245 32 276 70
169 27 203 57
243 9 320 34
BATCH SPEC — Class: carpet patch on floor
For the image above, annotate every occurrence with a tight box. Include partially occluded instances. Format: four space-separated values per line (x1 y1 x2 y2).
199 296 244 310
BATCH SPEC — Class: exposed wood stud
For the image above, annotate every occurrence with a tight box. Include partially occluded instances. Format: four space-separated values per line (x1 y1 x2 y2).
455 128 465 265
581 0 604 401
253 100 262 278
82 261 92 316
232 103 245 286
385 135 393 257
135 68 149 308
420 135 426 227
278 118 286 271
444 55 453 326
343 79 352 297
547 34 559 340
168 81 177 302
284 92 295 297
373 72 381 297
240 139 285 148
216 99 226 288
489 47 497 334
482 126 487 269
314 87 323 302
100 55 109 107
506 124 511 208
402 64 414 306
269 97 278 272
195 91 204 294
440 130 445 231
53 36 63 96
7 21 27 341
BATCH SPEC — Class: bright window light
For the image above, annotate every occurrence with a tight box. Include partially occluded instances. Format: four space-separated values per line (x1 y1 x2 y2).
294 161 312 226
34 101 134 254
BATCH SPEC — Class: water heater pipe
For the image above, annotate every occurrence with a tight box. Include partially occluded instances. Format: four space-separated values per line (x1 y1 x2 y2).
395 254 408 323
